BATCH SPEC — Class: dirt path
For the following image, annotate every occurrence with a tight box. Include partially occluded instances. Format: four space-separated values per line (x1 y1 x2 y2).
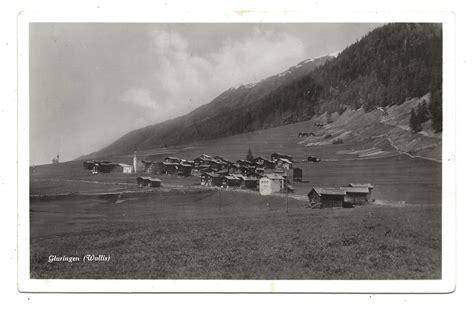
383 136 441 163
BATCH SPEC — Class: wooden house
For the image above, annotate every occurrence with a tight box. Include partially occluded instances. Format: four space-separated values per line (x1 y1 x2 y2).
214 156 233 164
276 158 293 170
164 156 181 163
201 172 223 187
253 157 275 169
162 162 179 175
307 187 346 209
222 175 241 188
111 163 133 173
95 161 117 173
141 160 154 173
177 164 193 176
194 154 214 167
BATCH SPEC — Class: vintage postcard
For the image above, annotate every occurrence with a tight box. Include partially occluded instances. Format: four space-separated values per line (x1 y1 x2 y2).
17 10 455 292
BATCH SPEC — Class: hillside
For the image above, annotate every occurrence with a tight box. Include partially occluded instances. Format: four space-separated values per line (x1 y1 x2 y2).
81 23 442 160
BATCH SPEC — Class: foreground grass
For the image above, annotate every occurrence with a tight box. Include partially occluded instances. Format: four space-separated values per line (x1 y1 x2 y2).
30 190 441 279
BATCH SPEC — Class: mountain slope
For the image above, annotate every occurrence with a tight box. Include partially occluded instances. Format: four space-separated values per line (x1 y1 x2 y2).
81 55 334 159
81 23 442 160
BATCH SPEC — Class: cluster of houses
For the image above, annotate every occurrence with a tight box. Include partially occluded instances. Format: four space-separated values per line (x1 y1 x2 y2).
82 152 375 209
137 153 301 195
83 160 133 174
307 183 374 209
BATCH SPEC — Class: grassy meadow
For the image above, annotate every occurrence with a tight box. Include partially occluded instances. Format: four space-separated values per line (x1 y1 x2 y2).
30 189 441 279
29 118 442 280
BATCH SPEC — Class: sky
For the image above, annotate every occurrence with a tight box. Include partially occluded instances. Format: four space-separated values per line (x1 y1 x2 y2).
29 23 382 165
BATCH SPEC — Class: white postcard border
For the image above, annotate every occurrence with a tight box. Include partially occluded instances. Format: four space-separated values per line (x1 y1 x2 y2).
17 9 456 293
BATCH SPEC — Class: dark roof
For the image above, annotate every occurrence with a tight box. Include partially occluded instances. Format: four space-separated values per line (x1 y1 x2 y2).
262 173 285 180
310 187 346 196
178 164 193 168
224 175 240 180
243 177 258 181
341 187 370 194
349 183 374 189
163 162 179 166
116 163 132 167
202 172 221 178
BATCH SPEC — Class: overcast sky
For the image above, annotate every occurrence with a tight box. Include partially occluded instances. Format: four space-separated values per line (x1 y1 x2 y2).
29 23 382 165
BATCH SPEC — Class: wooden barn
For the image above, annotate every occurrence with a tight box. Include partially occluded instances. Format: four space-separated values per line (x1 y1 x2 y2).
83 160 96 170
147 178 162 187
136 176 152 186
242 177 258 190
293 167 303 183
308 187 346 209
177 164 193 176
201 172 223 187
222 175 241 188
341 187 370 205
95 161 117 173
194 154 215 167
349 183 374 200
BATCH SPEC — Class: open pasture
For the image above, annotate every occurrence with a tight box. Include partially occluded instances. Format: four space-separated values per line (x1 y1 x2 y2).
30 189 441 279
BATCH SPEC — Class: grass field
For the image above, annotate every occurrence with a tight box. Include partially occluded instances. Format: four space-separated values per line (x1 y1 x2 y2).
29 115 442 280
30 189 441 279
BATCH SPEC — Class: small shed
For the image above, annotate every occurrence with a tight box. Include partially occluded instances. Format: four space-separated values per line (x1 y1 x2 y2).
293 168 303 183
348 183 374 200
308 187 346 209
148 178 162 188
136 176 152 186
341 187 370 205
242 177 258 190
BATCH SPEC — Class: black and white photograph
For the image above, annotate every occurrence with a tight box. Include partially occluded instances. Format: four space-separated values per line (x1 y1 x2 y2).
16 11 456 293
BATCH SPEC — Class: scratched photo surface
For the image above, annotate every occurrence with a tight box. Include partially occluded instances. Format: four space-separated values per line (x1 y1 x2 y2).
29 23 442 279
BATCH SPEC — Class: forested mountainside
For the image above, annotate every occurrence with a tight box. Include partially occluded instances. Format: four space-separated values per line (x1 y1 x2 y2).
81 23 442 159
